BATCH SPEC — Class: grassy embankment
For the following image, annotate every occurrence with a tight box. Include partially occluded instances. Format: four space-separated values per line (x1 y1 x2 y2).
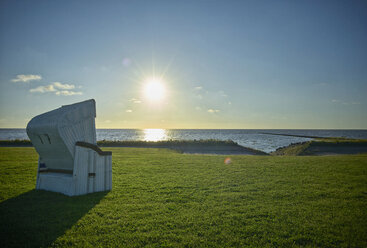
0 139 267 155
1 147 367 247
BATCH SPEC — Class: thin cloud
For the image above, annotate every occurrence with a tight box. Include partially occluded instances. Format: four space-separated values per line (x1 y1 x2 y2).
331 99 360 105
219 91 228 97
342 101 361 105
53 82 75 90
30 85 56 93
129 98 142 104
55 90 82 96
208 109 220 113
30 82 82 96
193 88 229 105
126 109 133 113
11 74 42 83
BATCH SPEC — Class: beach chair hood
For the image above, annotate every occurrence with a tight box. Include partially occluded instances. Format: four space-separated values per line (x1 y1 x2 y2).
26 99 97 171
26 99 112 196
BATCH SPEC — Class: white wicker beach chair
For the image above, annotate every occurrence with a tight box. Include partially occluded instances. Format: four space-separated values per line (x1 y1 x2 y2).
26 99 112 196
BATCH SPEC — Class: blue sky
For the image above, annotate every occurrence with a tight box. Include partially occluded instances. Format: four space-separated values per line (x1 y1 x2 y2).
0 0 366 128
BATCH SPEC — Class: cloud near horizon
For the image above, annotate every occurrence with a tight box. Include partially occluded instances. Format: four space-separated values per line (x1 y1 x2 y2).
11 74 42 83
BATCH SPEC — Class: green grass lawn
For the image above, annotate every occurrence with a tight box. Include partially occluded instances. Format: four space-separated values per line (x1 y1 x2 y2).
1 147 367 247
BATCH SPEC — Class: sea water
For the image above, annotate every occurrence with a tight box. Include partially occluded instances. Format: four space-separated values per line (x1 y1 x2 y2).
1 129 366 153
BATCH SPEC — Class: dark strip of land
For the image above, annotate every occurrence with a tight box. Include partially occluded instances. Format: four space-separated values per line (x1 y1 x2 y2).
272 140 367 156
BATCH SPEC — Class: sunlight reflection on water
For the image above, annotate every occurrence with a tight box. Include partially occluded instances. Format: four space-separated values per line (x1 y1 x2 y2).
143 129 167 142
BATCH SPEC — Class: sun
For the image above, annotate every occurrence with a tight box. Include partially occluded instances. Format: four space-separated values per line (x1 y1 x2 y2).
144 78 166 101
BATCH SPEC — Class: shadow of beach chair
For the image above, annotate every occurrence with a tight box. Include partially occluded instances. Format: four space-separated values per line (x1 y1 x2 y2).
26 99 112 196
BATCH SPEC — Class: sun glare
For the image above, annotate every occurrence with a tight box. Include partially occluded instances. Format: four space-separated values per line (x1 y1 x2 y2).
144 79 166 101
